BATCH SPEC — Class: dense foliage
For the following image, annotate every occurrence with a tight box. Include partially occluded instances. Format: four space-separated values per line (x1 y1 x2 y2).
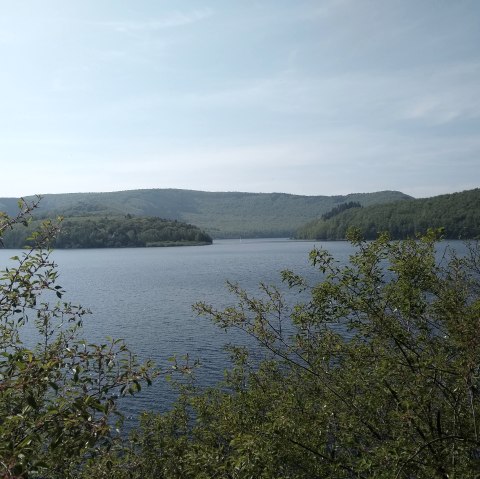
296 188 480 240
81 230 480 478
0 189 411 238
0 200 156 478
2 215 212 248
321 201 362 220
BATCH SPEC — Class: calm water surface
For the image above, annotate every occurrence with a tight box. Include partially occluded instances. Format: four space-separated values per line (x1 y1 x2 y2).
0 239 465 423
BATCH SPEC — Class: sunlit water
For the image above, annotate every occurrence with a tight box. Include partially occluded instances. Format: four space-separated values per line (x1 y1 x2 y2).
0 239 467 427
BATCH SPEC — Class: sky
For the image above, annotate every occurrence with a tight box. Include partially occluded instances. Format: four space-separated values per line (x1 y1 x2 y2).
0 0 479 198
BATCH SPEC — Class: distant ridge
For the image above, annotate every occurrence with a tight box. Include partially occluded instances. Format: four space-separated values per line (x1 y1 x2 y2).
0 188 412 238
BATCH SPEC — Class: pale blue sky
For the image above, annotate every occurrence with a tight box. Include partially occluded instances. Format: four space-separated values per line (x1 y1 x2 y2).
0 0 479 198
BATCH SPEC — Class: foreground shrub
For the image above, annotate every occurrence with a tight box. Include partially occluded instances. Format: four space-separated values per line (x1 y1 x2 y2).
85 230 480 478
0 200 155 478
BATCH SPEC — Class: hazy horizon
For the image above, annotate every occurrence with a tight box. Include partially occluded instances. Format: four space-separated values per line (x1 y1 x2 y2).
4 185 479 202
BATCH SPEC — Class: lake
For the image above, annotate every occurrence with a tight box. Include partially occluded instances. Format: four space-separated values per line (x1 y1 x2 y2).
0 238 466 424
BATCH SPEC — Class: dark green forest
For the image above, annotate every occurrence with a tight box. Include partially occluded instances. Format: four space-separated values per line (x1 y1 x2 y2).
321 201 362 220
0 188 411 238
2 215 212 248
296 188 480 240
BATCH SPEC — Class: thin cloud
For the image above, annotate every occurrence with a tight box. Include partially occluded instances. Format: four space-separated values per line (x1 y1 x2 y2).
401 62 480 124
307 0 355 19
95 8 213 34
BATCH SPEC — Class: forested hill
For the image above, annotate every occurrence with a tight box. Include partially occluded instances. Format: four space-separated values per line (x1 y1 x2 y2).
296 188 480 240
0 189 411 238
2 215 212 249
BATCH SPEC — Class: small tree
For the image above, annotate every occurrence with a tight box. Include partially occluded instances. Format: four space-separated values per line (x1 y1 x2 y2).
0 199 155 478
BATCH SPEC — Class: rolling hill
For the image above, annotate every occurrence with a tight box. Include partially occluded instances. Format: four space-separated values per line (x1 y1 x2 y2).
295 188 480 240
0 189 412 238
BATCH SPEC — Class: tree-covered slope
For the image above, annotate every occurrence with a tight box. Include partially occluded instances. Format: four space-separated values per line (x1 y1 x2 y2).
2 215 212 248
296 188 480 240
0 189 411 238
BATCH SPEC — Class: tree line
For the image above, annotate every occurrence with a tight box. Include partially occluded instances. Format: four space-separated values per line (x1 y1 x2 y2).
321 201 362 220
1 214 212 248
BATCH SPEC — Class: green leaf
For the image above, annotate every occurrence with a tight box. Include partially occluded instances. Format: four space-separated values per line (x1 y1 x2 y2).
26 394 37 409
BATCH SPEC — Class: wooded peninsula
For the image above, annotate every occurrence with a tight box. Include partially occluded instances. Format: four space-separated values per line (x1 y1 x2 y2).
2 215 212 248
